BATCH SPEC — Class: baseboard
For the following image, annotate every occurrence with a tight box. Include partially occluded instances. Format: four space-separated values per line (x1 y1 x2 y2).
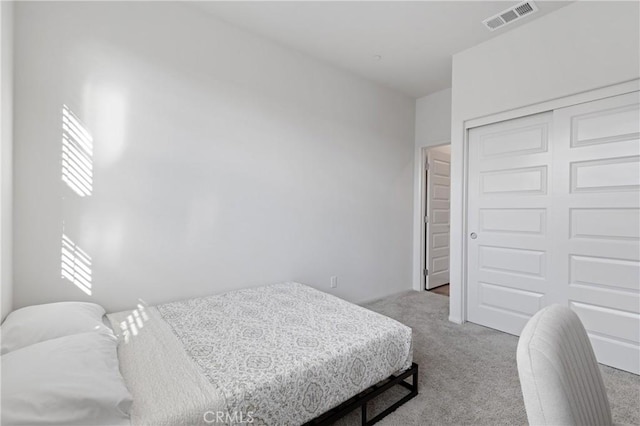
448 315 463 324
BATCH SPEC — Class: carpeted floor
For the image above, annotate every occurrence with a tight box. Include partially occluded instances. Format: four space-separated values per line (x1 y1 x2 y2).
336 290 640 426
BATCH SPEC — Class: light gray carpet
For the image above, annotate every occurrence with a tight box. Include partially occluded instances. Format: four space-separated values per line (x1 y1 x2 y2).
335 290 640 426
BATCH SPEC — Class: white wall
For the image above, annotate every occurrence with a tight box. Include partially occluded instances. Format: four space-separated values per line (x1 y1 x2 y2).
415 88 452 150
412 88 451 290
0 1 13 321
13 2 415 313
449 1 640 323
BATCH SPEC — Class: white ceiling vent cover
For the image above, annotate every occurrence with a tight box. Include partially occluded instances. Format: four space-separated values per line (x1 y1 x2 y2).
482 1 539 31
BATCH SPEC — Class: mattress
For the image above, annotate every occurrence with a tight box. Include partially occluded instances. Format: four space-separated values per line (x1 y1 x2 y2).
108 282 412 425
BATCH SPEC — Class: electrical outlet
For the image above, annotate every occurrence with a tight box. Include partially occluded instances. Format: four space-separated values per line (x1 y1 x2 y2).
330 276 337 288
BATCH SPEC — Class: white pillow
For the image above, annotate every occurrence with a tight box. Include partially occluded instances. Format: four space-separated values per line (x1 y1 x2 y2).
1 302 111 354
1 331 133 425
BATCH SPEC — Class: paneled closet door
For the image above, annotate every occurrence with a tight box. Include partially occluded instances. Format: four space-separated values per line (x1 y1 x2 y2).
467 91 640 374
552 91 640 374
467 112 559 336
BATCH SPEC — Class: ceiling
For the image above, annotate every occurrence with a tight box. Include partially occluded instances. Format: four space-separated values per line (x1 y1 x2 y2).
191 1 572 98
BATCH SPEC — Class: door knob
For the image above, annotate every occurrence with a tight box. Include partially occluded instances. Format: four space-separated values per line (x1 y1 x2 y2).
470 232 477 239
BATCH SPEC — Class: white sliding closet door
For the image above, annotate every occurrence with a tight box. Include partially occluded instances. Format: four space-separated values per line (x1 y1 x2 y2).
467 91 640 374
553 91 640 374
467 112 557 335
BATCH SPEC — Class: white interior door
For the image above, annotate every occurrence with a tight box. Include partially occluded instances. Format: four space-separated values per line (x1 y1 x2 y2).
426 145 450 289
466 91 640 374
552 91 640 374
467 112 556 335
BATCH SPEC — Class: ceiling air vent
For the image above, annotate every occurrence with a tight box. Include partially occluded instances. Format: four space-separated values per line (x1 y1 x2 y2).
482 1 539 32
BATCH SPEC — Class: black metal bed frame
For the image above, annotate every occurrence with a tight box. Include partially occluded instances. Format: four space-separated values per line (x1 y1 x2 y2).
302 363 419 426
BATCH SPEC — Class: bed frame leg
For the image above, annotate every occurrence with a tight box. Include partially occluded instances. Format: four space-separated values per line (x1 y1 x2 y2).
303 363 419 426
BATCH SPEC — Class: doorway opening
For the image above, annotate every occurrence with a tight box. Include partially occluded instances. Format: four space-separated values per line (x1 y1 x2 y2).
421 144 451 296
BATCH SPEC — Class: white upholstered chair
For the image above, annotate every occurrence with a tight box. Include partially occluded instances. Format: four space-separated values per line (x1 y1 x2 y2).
516 305 613 426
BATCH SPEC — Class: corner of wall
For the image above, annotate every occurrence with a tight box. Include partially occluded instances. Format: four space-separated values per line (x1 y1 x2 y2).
412 87 452 293
1 0 14 321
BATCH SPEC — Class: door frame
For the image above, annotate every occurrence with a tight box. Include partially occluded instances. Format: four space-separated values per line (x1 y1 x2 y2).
418 142 450 291
456 79 640 324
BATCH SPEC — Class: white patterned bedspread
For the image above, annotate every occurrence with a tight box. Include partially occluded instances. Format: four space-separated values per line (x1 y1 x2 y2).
109 282 412 425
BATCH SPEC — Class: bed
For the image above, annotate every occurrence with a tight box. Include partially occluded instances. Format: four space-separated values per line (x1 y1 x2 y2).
0 282 416 425
107 282 416 425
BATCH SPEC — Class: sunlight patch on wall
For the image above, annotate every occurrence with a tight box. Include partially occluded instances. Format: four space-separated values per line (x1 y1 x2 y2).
62 105 93 197
61 234 92 296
